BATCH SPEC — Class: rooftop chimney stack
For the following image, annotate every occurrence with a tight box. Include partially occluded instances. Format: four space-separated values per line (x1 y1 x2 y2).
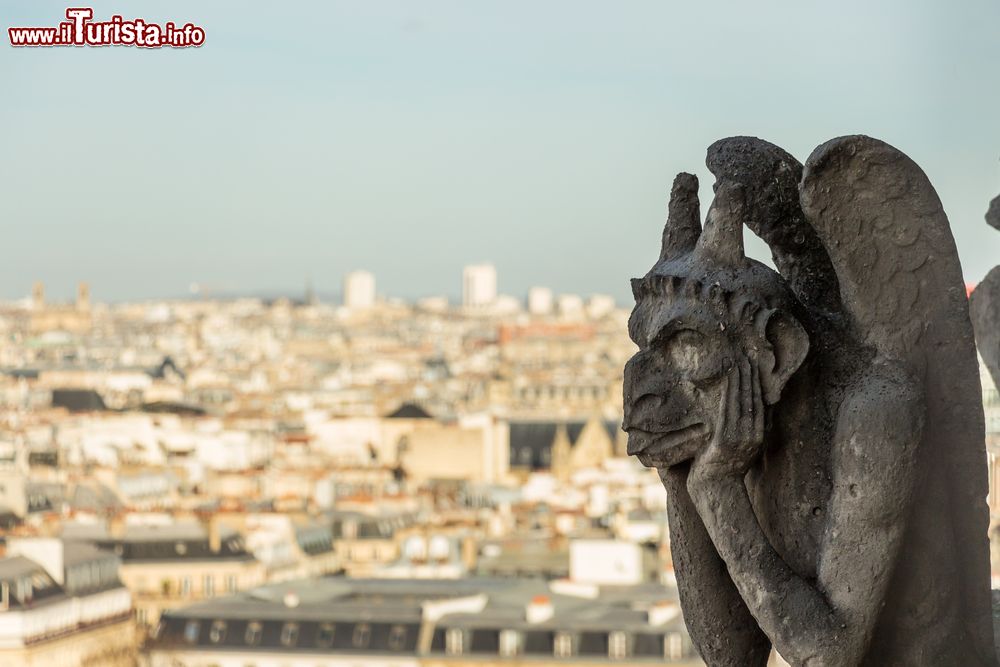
526 595 554 624
77 282 90 311
209 519 222 553
647 600 679 626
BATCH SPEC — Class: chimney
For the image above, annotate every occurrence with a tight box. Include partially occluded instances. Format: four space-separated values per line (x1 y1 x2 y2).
76 282 90 311
460 535 478 570
209 519 222 553
526 595 554 624
32 282 45 309
647 600 679 626
550 424 572 482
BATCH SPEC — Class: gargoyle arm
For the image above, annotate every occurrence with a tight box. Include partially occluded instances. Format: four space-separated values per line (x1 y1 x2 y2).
661 465 772 666
688 362 922 665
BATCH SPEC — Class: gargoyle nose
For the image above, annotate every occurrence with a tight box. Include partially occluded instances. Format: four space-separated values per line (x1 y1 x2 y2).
622 393 664 431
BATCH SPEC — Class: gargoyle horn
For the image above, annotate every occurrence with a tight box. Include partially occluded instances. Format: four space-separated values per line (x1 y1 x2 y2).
659 172 702 261
695 180 747 266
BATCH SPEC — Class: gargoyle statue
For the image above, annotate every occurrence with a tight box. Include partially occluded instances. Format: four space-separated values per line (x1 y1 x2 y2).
623 136 996 665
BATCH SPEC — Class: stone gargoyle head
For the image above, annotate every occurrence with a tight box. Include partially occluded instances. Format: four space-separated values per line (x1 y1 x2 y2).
622 177 809 470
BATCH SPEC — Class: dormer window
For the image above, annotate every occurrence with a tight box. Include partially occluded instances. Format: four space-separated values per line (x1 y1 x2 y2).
388 624 408 651
280 622 299 647
183 621 200 644
609 631 630 659
445 628 465 655
245 621 262 646
499 630 524 657
665 633 683 659
352 623 371 648
209 620 227 644
18 578 33 603
554 632 576 658
316 623 336 648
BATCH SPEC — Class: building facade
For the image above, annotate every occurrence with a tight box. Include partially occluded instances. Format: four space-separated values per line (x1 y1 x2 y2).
344 271 377 310
0 542 135 667
147 577 698 667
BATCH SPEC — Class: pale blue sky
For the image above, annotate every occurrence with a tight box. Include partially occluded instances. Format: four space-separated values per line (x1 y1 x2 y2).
2 0 999 303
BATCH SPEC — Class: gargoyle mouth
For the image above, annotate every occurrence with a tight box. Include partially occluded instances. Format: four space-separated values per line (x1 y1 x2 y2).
627 423 709 468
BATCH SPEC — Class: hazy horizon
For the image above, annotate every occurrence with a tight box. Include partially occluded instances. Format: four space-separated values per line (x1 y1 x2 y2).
3 0 999 304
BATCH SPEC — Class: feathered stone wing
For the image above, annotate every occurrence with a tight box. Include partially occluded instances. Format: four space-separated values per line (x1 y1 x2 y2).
800 134 995 656
972 266 1000 390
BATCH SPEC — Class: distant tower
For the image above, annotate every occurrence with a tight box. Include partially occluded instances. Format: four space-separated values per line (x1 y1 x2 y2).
528 287 554 315
32 282 45 309
76 282 91 311
305 275 317 306
462 264 497 308
557 293 585 319
586 294 616 319
343 270 376 310
550 424 573 483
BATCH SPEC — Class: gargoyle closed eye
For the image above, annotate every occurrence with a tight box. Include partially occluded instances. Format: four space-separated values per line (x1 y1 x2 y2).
663 329 727 388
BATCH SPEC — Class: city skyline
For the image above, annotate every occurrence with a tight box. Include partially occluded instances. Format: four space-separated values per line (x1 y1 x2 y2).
12 265 627 307
3 0 999 303
6 4 1000 665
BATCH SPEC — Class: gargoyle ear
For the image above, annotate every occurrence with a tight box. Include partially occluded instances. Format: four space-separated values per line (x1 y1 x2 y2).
755 309 809 405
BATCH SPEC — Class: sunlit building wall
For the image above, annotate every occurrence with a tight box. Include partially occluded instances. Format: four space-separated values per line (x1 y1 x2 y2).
344 270 377 310
463 264 497 308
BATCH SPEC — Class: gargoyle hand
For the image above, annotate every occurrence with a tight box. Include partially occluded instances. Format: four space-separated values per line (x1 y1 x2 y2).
689 356 764 481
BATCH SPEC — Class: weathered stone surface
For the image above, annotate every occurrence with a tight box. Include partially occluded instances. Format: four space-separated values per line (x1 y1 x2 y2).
623 136 996 665
987 194 1000 232
994 592 1000 660
973 266 1000 390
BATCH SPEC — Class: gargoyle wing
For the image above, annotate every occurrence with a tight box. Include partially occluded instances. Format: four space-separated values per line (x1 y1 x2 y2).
972 266 1000 389
799 135 994 654
800 136 975 364
987 193 1000 232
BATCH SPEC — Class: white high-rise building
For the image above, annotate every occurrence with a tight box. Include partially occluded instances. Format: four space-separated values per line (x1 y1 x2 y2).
586 294 616 319
493 294 522 315
463 264 497 308
557 293 585 319
528 287 554 315
343 270 376 309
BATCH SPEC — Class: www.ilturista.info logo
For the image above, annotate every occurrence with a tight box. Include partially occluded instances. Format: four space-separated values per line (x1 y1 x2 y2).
9 8 205 48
